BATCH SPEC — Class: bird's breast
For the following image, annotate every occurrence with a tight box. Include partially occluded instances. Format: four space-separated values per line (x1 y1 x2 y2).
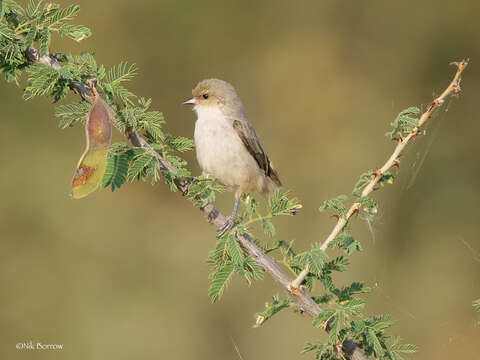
194 106 260 189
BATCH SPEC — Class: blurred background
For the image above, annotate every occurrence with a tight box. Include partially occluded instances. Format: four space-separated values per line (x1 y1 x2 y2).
1 0 479 359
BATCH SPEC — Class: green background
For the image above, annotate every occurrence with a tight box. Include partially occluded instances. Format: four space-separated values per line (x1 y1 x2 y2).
1 1 479 359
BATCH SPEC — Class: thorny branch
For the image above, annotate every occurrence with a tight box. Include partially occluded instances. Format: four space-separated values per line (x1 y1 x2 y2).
317 60 468 252
290 59 469 307
25 45 468 360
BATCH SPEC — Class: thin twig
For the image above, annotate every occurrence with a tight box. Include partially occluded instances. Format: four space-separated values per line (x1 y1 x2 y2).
318 60 468 252
290 264 309 291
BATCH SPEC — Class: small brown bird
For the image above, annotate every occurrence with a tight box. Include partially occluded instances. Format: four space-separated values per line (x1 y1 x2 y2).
184 79 282 236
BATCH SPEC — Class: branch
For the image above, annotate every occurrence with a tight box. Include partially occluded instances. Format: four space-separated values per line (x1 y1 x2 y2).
24 46 369 360
290 264 310 291
319 59 468 252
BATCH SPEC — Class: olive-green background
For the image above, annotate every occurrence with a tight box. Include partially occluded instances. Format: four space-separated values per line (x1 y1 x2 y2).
1 1 479 359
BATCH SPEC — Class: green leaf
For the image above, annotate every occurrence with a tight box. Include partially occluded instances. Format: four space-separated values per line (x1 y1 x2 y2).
208 263 235 303
26 0 42 18
302 343 332 359
23 64 59 100
226 234 245 266
379 172 394 186
334 282 371 302
370 315 395 332
0 22 14 39
105 61 137 84
353 171 373 197
42 4 80 27
340 298 365 315
312 294 334 305
330 229 362 254
473 299 480 312
102 145 133 191
207 235 228 266
319 194 348 217
55 101 90 129
312 308 336 328
389 342 418 358
304 244 329 275
58 23 91 42
24 25 37 48
326 313 340 342
186 175 225 208
241 256 264 283
395 344 418 354
102 61 137 104
261 218 275 237
127 151 155 182
140 113 165 141
63 52 99 79
2 0 25 18
254 295 293 327
38 27 50 56
268 189 302 216
322 256 349 274
366 328 384 357
165 135 194 153
386 106 420 139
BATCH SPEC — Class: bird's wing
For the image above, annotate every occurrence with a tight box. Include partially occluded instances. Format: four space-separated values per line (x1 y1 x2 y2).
231 118 282 187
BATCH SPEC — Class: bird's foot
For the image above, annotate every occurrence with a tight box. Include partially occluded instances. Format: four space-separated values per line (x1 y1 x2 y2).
216 216 237 238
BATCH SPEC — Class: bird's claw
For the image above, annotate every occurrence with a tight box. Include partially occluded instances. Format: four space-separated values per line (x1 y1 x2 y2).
216 216 236 238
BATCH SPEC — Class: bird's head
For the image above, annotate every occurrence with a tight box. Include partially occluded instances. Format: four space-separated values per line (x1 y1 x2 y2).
183 78 240 111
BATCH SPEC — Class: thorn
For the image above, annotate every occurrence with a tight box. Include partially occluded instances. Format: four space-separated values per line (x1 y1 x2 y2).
393 158 400 168
353 207 360 217
253 315 265 328
331 214 340 220
450 60 468 68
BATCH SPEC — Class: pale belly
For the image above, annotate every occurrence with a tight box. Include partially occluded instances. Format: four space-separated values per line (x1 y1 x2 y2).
194 109 261 190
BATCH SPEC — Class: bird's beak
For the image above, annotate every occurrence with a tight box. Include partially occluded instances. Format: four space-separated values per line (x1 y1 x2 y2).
183 98 196 105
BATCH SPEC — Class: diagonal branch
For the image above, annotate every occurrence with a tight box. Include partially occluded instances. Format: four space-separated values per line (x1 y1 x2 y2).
317 60 468 252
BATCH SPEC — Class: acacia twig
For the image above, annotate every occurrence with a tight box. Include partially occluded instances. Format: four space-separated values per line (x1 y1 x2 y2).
290 264 310 291
316 60 468 253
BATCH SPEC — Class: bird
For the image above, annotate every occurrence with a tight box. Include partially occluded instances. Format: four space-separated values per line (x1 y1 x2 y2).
184 78 282 237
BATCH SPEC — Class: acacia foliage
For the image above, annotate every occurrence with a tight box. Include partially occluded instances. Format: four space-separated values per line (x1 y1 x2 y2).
0 2 427 359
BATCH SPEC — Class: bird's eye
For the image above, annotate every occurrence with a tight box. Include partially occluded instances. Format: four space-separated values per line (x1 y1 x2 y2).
202 93 209 99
